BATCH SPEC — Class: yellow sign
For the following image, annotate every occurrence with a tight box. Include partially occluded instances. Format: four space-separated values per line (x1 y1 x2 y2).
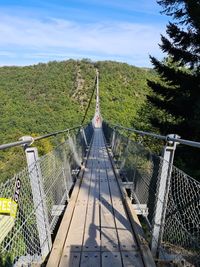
0 198 18 245
0 198 18 218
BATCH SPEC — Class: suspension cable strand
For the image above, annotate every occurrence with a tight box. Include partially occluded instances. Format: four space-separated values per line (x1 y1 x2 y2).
33 125 82 141
81 72 97 126
109 123 200 149
0 125 82 151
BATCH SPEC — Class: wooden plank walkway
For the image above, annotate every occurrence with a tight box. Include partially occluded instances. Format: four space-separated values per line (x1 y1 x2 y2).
47 128 154 267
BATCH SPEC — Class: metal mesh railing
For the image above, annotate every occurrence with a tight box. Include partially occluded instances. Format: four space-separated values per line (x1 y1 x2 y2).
0 170 43 266
103 122 200 266
39 140 74 232
0 124 93 266
103 123 161 226
162 167 200 264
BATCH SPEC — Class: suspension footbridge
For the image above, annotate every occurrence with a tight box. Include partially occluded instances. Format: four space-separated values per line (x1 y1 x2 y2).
47 128 155 267
0 71 199 267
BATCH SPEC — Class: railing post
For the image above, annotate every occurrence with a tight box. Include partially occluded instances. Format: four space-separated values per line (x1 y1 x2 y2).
120 137 130 170
151 134 179 257
22 137 52 259
111 129 116 151
81 127 88 147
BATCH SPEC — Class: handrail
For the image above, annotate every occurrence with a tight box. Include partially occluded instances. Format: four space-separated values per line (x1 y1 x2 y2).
34 125 83 141
111 124 200 149
0 125 82 151
0 139 34 151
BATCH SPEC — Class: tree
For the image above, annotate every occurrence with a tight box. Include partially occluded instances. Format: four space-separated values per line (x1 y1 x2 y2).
148 0 200 177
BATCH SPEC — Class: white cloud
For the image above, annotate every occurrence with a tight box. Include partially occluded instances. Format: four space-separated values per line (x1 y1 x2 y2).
0 14 165 66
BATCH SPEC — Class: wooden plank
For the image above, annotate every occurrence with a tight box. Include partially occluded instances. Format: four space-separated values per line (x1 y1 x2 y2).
62 166 93 252
62 204 88 252
105 138 156 267
99 163 120 251
46 170 85 267
82 202 100 251
101 252 123 267
83 171 101 251
59 251 81 267
96 129 121 252
99 176 111 202
122 195 156 267
80 252 101 267
100 147 137 252
109 194 137 251
82 143 100 252
83 129 101 251
58 131 100 266
100 131 137 252
121 251 144 267
76 170 92 202
101 227 119 251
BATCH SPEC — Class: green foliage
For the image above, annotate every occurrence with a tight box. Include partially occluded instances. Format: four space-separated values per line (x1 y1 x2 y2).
0 59 156 182
95 61 155 127
0 253 13 267
148 0 200 179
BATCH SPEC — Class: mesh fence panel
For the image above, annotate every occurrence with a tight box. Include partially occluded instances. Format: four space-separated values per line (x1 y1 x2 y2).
162 166 200 264
0 124 93 266
39 140 74 233
103 122 200 266
0 170 42 266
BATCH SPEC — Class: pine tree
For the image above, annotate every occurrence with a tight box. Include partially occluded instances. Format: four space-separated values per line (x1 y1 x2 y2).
148 0 200 177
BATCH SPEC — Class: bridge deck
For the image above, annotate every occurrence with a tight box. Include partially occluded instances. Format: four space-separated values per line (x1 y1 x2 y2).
47 129 149 267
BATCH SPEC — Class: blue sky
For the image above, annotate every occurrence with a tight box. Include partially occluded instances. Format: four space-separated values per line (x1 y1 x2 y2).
0 0 169 67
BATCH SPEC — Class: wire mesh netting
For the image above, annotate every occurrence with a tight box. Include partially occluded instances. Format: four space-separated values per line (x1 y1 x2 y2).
0 124 93 266
103 122 161 226
103 122 200 266
162 167 200 264
0 170 43 266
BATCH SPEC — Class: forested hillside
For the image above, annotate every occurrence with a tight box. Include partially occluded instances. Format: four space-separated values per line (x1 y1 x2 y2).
0 59 156 182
